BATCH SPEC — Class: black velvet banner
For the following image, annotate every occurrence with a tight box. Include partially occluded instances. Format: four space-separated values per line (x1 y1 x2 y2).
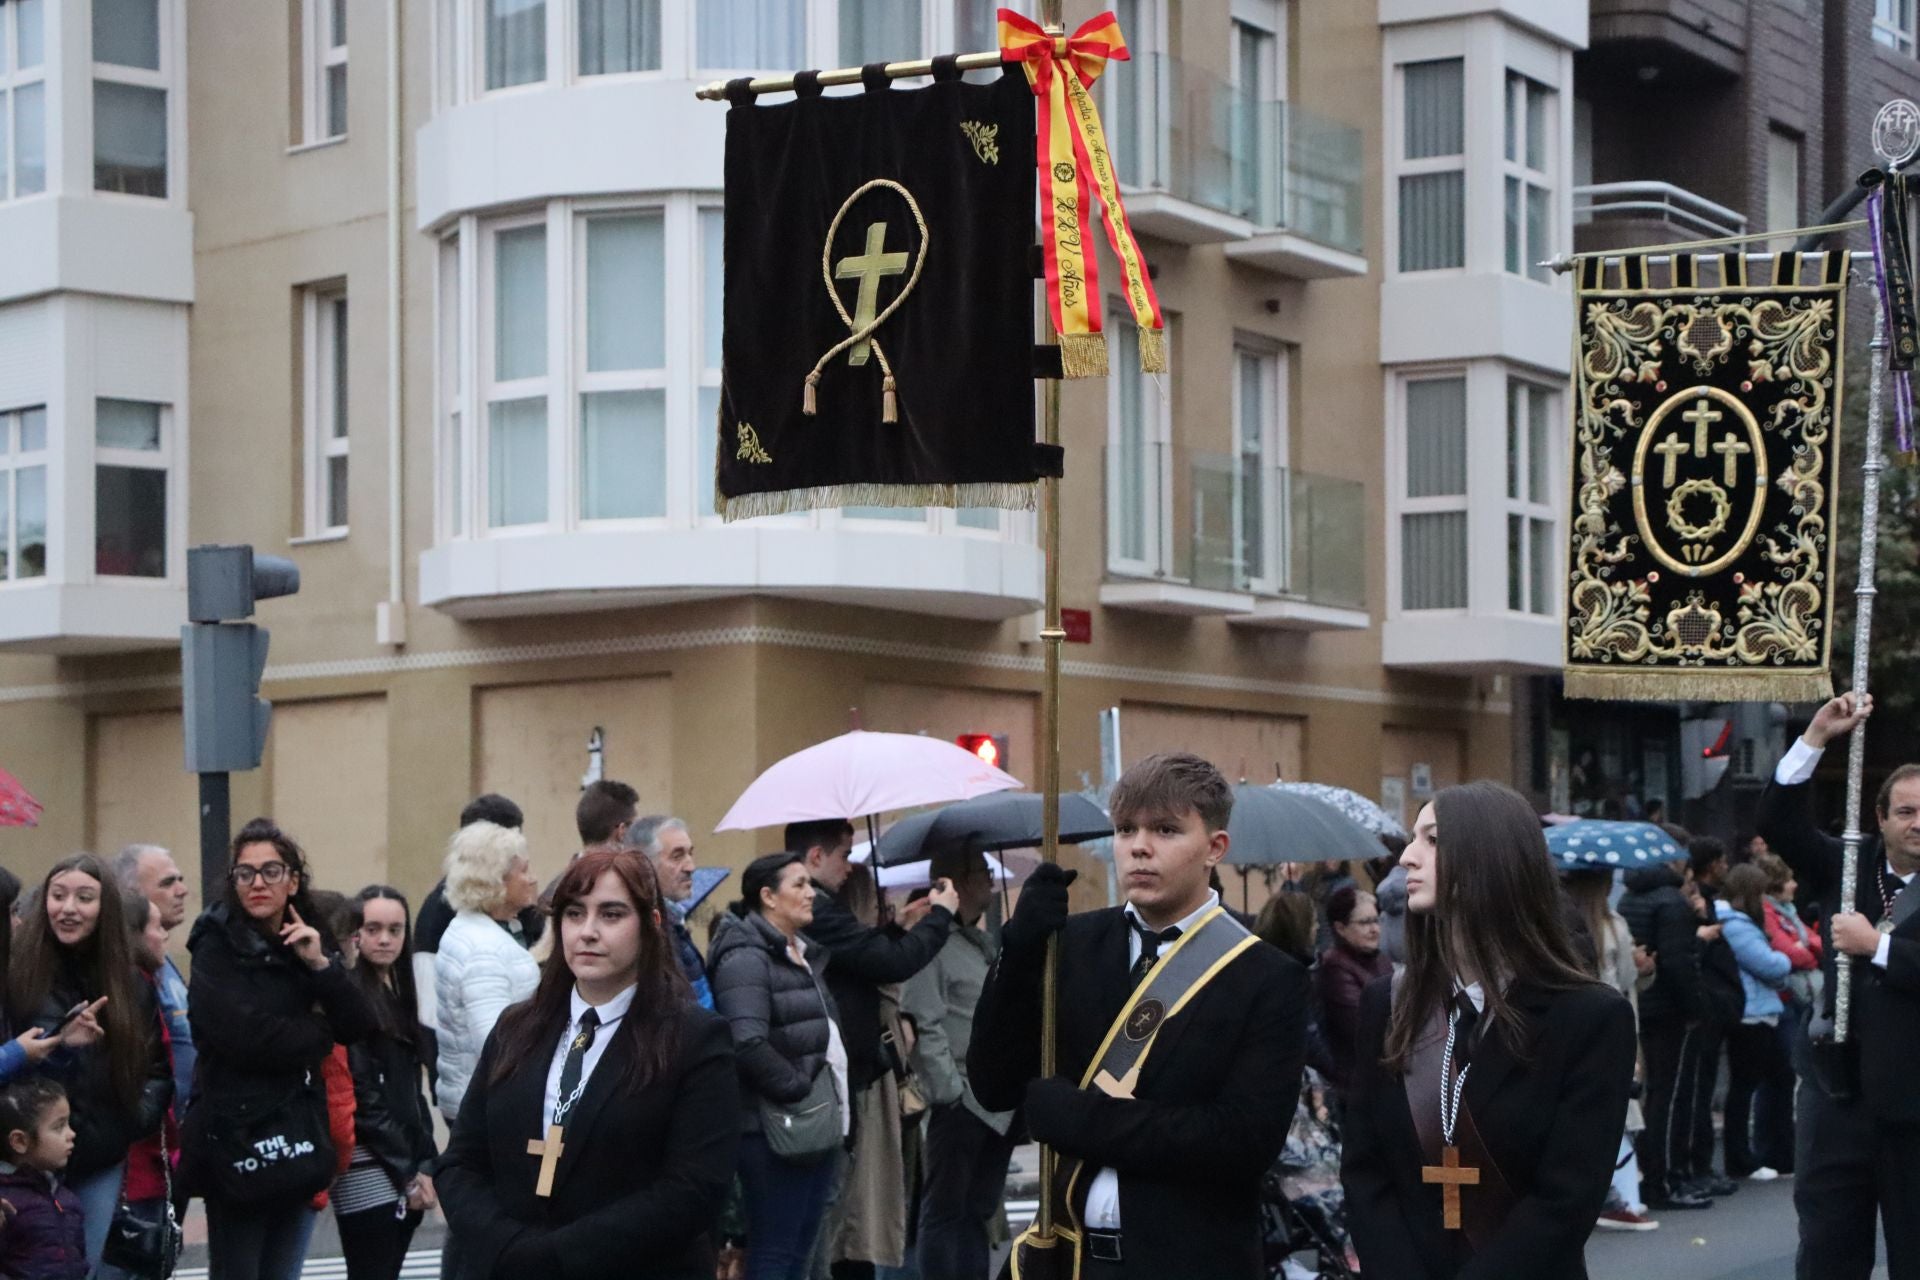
1565 252 1848 702
715 69 1041 520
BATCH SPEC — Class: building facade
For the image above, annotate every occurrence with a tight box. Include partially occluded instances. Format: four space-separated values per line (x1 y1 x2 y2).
0 0 1605 903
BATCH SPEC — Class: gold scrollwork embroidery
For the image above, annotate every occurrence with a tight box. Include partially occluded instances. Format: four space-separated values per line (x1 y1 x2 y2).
1569 290 1837 672
960 120 1000 165
736 422 772 464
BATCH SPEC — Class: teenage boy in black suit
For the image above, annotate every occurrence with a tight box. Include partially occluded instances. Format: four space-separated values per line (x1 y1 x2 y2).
970 752 1309 1279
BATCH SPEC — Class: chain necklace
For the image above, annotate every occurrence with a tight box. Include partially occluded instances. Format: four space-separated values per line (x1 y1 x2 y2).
550 1010 629 1130
1439 1005 1471 1146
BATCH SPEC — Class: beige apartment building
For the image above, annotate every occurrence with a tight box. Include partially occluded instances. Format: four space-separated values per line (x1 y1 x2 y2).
0 0 1594 902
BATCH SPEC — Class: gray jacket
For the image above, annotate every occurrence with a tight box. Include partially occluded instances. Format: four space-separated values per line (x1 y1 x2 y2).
899 923 1013 1135
1375 865 1409 966
708 911 839 1134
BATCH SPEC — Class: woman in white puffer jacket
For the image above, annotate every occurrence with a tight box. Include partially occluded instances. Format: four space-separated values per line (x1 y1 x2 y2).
433 820 542 1122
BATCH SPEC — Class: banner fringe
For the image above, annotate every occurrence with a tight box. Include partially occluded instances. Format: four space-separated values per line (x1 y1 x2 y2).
1564 668 1835 704
1138 326 1166 374
721 481 1038 523
1059 332 1109 379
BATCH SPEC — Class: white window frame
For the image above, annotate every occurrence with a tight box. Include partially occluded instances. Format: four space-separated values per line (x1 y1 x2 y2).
1387 368 1470 616
91 0 175 200
437 230 473 540
1768 126 1802 250
1503 378 1557 616
1391 55 1467 276
0 405 48 582
1 0 48 201
302 287 350 538
1502 70 1554 282
478 210 555 532
694 198 724 524
1878 0 1916 54
1102 0 1167 192
301 0 349 143
1232 339 1287 596
1106 304 1171 578
92 398 172 580
573 201 670 527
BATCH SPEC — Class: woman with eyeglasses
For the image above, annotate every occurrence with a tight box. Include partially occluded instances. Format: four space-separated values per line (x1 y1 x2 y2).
1314 885 1392 1097
182 818 377 1280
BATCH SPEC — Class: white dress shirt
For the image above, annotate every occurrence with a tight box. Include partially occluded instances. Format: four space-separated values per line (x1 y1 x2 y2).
1082 891 1222 1232
543 983 637 1129
1774 739 1914 969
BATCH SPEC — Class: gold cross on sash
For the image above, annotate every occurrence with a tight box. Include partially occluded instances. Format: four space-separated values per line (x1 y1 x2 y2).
527 1123 565 1198
1421 1144 1481 1230
834 221 909 367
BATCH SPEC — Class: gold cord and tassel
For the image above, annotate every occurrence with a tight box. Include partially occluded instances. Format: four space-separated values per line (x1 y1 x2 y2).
805 179 929 424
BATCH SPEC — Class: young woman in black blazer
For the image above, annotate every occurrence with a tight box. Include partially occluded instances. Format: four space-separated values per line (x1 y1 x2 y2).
1341 781 1636 1280
436 847 738 1280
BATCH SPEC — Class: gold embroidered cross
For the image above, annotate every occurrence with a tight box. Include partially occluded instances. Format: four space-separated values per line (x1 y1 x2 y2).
1654 435 1690 488
1712 432 1751 486
1681 398 1724 456
835 222 910 367
527 1124 565 1198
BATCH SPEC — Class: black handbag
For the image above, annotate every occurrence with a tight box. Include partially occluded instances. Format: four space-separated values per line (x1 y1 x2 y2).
181 1070 336 1205
101 1122 183 1279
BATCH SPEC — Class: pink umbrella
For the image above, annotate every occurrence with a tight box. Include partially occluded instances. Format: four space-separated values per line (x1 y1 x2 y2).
716 730 1024 831
0 765 43 828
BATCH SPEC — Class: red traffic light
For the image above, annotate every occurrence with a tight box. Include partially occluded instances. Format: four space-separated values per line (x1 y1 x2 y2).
956 733 1008 771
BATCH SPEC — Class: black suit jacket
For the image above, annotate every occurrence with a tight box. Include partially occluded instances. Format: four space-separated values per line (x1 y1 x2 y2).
1758 776 1920 1122
969 908 1310 1279
436 1007 739 1280
1340 978 1635 1280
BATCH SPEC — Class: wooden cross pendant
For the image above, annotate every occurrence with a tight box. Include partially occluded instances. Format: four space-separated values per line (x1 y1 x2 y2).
1421 1145 1481 1230
527 1124 565 1198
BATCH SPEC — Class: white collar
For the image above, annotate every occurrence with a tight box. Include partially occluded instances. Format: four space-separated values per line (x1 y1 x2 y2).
1888 860 1916 887
1453 979 1486 1015
1124 889 1220 938
569 982 637 1027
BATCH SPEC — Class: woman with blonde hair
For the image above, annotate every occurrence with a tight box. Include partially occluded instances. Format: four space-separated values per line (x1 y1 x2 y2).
434 821 542 1124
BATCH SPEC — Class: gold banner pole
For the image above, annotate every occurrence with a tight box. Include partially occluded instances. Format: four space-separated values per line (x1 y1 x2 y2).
1034 4 1067 1244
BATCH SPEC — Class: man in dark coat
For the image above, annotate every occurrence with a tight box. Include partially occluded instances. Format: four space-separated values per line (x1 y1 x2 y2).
1618 853 1713 1210
1758 692 1920 1280
970 753 1309 1279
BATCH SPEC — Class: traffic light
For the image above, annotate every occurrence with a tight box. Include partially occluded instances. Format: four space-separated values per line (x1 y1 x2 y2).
182 545 300 773
956 733 1010 774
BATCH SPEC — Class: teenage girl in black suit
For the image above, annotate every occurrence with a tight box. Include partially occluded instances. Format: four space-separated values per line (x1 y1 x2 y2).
1341 781 1636 1280
436 848 738 1280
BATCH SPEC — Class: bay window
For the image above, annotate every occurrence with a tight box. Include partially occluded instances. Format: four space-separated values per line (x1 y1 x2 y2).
95 398 168 577
1397 58 1464 272
1397 375 1468 610
1504 72 1553 282
93 0 169 197
1 0 45 199
0 406 46 580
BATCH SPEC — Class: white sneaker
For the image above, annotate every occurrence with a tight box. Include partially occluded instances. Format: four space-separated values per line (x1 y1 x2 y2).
1748 1167 1781 1182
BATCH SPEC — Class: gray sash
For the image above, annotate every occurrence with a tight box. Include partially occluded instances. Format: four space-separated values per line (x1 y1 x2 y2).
1084 906 1258 1099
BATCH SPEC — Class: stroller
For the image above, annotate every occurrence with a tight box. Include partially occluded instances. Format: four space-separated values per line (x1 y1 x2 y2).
1261 1076 1359 1280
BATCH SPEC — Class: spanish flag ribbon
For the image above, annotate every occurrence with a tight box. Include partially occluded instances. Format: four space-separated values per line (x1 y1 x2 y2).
999 8 1166 378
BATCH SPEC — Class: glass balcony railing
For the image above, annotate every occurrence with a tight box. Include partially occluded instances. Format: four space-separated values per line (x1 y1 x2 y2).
1105 442 1365 610
1103 53 1363 254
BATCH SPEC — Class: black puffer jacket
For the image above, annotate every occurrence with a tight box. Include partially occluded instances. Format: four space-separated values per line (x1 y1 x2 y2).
708 912 838 1133
22 957 171 1178
346 1011 439 1190
804 884 951 1089
1619 864 1703 1023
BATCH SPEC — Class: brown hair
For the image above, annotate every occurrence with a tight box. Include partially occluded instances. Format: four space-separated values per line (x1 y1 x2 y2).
487 848 687 1092
1753 852 1794 897
1383 782 1596 1073
1559 869 1614 982
1722 863 1770 929
1254 890 1316 960
8 855 153 1111
1878 764 1920 820
1109 752 1234 833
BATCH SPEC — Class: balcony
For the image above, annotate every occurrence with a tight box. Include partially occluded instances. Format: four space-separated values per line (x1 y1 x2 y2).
1099 445 1368 628
1586 0 1746 77
1224 103 1368 279
1572 181 1746 256
1109 55 1364 272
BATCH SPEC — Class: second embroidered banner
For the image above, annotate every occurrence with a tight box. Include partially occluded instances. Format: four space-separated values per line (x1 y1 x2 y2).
1565 252 1848 702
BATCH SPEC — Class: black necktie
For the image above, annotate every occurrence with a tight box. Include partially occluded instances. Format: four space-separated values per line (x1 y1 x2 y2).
1451 991 1480 1070
554 1008 602 1127
1129 919 1182 989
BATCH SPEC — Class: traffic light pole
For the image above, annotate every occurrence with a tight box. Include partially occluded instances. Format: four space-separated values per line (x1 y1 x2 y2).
198 771 230 912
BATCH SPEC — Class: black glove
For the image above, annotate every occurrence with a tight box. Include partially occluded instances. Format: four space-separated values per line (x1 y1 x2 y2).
1003 863 1077 962
1023 1076 1090 1147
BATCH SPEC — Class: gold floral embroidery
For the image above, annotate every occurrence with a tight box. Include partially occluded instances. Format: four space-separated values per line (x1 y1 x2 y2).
736 422 772 464
960 121 1000 165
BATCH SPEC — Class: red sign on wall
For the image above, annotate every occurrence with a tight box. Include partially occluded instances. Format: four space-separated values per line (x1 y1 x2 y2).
1061 608 1093 644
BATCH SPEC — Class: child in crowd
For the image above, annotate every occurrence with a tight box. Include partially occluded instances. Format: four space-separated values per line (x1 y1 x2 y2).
0 1077 87 1280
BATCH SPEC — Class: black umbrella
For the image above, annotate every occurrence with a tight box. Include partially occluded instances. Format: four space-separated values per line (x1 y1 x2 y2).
1222 783 1383 866
872 793 1113 867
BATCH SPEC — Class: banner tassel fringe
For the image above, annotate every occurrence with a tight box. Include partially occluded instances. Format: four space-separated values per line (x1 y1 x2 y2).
721 481 1039 523
1564 669 1835 704
1138 326 1166 374
1059 332 1109 379
882 375 898 424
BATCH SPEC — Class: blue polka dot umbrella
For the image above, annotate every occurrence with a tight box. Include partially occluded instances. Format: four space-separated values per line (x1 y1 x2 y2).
1543 819 1685 869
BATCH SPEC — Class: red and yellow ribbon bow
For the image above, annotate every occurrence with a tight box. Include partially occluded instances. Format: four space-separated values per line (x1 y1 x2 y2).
999 9 1166 378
